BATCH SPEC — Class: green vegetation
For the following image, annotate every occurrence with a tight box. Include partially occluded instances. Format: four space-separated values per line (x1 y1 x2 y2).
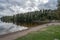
1 16 13 22
56 0 60 20
16 25 60 40
1 10 58 23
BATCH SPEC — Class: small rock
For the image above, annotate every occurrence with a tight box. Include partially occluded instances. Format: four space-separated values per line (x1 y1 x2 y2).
54 38 59 40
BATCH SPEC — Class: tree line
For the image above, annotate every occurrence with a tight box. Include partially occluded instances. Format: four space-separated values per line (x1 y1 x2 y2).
1 9 59 23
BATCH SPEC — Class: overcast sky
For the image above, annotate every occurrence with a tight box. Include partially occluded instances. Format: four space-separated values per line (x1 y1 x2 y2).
0 0 58 16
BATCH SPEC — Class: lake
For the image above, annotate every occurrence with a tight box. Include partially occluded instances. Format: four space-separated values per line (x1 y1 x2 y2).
0 20 28 35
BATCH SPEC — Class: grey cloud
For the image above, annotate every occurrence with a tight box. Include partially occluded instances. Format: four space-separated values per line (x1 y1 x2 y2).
0 0 58 16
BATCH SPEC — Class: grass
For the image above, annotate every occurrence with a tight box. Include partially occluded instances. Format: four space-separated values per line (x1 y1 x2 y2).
16 25 60 40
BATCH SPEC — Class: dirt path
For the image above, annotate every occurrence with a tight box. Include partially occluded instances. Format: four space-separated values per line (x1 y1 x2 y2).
0 23 60 40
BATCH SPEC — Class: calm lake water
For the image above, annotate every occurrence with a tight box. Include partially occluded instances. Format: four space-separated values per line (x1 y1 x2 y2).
0 20 28 35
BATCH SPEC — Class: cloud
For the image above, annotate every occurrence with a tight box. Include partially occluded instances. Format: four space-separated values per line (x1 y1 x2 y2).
0 0 58 16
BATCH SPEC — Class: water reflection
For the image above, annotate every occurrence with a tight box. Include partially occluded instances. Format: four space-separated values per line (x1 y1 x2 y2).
0 20 28 35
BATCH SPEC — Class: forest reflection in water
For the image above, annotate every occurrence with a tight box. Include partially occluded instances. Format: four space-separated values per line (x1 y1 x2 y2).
8 20 49 27
0 20 28 35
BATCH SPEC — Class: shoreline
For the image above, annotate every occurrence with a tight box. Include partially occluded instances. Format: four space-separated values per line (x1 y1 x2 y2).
0 23 60 40
0 28 29 38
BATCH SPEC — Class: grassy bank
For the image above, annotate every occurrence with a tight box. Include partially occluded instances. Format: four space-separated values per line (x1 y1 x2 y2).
16 25 60 40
